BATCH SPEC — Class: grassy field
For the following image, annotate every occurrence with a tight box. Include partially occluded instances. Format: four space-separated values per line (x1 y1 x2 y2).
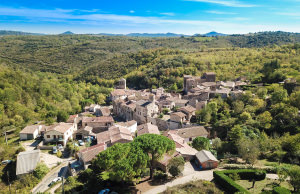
236 178 292 194
162 180 223 194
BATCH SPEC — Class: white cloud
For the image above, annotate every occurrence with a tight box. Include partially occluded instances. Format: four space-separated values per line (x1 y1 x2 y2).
129 10 135 13
0 6 299 34
184 0 256 7
206 10 237 15
160 12 175 16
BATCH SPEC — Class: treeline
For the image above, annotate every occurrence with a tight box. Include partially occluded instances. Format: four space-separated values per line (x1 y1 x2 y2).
0 64 112 132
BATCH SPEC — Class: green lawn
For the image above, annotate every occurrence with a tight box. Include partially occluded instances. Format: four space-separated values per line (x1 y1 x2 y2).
162 180 223 194
236 178 292 193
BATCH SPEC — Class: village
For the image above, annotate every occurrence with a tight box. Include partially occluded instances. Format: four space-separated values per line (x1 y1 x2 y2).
15 72 249 193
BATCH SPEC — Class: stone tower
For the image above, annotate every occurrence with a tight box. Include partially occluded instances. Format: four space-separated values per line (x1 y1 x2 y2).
118 78 126 89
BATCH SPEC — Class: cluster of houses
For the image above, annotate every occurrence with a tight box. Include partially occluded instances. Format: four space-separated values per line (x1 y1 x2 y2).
17 72 247 176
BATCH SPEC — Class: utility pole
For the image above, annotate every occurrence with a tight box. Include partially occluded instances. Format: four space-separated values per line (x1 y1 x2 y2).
62 177 64 194
7 171 11 194
4 130 8 145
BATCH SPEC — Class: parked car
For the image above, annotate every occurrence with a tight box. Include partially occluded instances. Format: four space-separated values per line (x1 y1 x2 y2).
49 177 62 186
52 146 58 154
78 140 85 146
98 189 110 194
57 144 64 150
1 160 12 165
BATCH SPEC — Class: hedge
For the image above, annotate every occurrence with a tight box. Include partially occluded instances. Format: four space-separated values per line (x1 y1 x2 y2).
213 169 266 194
273 187 291 194
223 169 266 181
214 171 249 193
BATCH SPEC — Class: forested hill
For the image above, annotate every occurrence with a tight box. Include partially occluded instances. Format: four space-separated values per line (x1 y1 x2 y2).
0 31 299 82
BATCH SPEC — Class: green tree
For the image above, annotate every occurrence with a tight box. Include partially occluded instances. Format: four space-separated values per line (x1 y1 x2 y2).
256 111 272 129
57 110 69 122
192 137 210 151
237 138 260 166
91 143 148 183
233 100 244 114
288 166 300 192
271 88 288 104
133 134 175 179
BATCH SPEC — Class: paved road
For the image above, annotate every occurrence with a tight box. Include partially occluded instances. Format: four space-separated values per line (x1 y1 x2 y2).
143 163 214 194
32 159 75 194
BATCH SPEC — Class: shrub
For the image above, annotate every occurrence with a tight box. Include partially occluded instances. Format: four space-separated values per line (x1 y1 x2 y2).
273 186 291 194
57 150 62 158
169 166 181 177
33 163 49 179
153 170 168 181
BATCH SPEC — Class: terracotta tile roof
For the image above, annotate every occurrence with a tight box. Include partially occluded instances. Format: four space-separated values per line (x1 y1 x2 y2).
82 116 114 123
46 123 73 134
136 100 152 107
99 107 111 116
137 123 160 136
111 89 126 96
66 114 78 123
171 112 186 118
179 105 196 113
79 143 106 163
96 126 133 145
20 125 40 134
165 132 197 156
176 126 208 139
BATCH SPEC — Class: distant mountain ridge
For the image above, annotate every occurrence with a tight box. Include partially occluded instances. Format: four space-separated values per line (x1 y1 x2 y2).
0 30 44 36
61 31 74 35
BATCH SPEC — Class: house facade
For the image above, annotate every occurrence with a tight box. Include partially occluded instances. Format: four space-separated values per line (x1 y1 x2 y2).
44 123 74 146
19 125 43 140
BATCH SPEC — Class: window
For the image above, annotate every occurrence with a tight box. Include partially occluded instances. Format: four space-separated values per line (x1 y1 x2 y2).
53 135 56 139
189 137 192 141
47 135 50 138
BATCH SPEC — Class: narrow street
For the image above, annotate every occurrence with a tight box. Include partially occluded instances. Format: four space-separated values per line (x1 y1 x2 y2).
32 159 75 194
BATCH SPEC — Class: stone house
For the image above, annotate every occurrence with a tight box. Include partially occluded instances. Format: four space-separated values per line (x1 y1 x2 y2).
137 123 160 136
96 126 133 146
78 143 106 169
134 94 159 124
157 100 175 112
170 112 187 123
115 120 137 134
165 131 197 161
44 123 75 146
176 126 209 143
179 105 196 121
81 116 114 133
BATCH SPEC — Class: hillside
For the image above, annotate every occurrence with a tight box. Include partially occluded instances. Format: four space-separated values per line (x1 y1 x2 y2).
0 32 299 87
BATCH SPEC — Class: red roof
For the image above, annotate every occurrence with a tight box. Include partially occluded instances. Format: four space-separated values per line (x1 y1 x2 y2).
79 143 106 163
82 116 114 123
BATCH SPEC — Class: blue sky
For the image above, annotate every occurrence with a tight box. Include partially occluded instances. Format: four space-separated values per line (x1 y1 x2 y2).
0 0 300 34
